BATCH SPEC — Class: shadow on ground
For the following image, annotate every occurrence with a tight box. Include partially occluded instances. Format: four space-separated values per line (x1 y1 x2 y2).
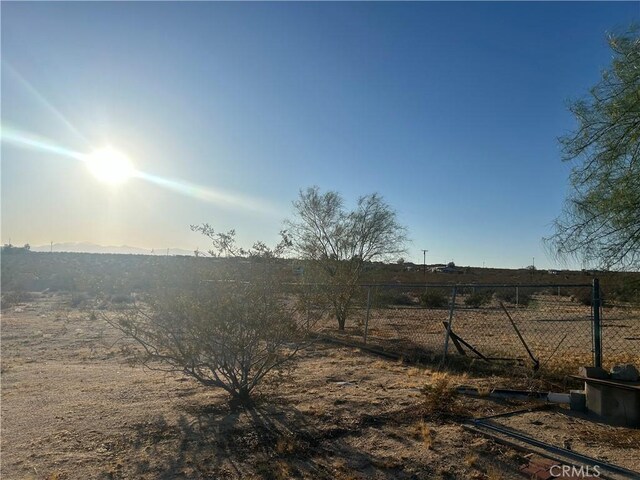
114 398 436 479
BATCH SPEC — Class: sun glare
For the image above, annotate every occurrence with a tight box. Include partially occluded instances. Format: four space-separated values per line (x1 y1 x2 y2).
85 147 135 185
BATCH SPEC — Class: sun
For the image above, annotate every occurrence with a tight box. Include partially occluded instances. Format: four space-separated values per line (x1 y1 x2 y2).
85 147 136 185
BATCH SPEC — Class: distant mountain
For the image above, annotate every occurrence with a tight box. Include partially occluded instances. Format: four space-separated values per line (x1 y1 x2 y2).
30 242 195 256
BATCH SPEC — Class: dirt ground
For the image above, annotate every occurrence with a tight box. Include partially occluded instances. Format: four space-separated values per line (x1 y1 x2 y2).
2 293 639 479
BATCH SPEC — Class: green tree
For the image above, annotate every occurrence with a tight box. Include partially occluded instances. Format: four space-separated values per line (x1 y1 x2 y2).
547 28 640 270
286 186 407 330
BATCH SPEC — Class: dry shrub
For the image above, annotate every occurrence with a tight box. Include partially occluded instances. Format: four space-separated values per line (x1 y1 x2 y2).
464 453 479 468
256 459 291 480
412 421 433 449
106 278 303 406
420 372 464 417
47 472 67 480
486 466 503 480
275 435 299 456
1 290 34 310
477 385 492 397
464 291 493 308
103 229 309 407
421 290 449 308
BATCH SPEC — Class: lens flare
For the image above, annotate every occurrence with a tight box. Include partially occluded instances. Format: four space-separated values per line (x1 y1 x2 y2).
2 125 278 215
85 147 136 185
1 126 85 160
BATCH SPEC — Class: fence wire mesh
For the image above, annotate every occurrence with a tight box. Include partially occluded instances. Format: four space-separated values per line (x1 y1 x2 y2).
599 288 640 370
312 282 640 375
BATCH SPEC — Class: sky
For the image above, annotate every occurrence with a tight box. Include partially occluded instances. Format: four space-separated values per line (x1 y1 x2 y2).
1 2 638 269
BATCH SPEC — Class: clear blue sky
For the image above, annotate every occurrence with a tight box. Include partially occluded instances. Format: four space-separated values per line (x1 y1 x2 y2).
2 2 638 268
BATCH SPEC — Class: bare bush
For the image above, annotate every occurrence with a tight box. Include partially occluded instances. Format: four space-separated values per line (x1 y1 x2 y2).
104 229 306 406
420 372 465 418
286 187 407 330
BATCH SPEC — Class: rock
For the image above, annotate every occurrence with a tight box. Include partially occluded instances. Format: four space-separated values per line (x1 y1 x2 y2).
578 366 609 379
610 364 640 382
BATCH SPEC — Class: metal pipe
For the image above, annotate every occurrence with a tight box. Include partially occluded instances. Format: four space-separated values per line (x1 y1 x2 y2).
463 424 637 480
442 286 458 362
500 302 539 370
357 282 593 288
364 286 371 344
471 419 639 478
593 278 602 368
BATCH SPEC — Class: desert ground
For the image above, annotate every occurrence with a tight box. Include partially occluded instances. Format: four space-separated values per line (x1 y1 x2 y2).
2 292 639 479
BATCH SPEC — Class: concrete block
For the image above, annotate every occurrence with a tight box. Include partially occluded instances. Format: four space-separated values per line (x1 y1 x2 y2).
578 366 609 379
586 382 640 427
610 364 640 382
570 390 586 412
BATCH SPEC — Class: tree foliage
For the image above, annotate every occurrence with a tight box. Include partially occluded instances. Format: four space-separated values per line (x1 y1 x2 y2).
548 28 640 270
190 224 291 259
105 228 303 406
286 186 407 330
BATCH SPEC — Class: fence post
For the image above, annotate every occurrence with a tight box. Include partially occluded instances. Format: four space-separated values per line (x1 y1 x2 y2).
364 286 371 344
442 286 458 363
516 286 519 308
593 278 602 368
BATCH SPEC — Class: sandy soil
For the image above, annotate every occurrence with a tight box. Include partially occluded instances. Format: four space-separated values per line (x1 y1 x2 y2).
1 293 638 479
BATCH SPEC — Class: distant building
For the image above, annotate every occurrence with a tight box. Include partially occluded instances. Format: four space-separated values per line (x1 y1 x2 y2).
431 265 459 274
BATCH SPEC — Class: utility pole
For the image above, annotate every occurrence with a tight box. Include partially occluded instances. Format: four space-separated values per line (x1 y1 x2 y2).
50 241 53 253
422 249 428 277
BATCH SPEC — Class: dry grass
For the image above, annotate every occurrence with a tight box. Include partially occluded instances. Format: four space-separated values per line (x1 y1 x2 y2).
420 372 466 418
486 465 503 480
576 424 640 449
275 435 298 455
464 453 479 468
412 420 434 449
272 460 291 480
47 473 66 480
331 459 360 480
476 385 492 397
300 403 327 417
256 459 291 480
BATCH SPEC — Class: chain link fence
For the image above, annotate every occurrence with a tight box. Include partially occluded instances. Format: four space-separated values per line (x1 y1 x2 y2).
312 282 640 375
599 284 640 371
